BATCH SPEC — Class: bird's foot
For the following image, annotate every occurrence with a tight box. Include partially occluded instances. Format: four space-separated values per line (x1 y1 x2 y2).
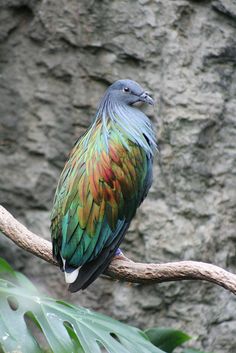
113 248 131 261
115 248 123 256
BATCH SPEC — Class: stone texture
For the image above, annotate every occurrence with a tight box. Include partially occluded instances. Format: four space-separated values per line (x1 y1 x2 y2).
0 0 236 352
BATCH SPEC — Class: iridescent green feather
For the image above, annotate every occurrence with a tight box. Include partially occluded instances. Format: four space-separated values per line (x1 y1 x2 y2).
50 120 150 269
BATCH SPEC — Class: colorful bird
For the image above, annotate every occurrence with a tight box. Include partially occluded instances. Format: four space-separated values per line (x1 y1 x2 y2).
51 79 157 292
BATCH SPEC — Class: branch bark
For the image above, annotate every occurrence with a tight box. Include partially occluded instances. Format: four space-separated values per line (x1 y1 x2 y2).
0 205 236 294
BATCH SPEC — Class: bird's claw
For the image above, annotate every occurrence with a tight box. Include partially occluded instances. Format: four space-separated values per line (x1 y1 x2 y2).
115 248 123 256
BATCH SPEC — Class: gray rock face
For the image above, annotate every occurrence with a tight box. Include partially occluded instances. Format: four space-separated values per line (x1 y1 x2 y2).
0 0 236 352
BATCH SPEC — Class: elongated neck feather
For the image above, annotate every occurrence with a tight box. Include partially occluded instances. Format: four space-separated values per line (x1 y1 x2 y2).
85 93 157 156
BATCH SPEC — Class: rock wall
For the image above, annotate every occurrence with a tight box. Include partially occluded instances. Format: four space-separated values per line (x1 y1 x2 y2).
1 0 236 352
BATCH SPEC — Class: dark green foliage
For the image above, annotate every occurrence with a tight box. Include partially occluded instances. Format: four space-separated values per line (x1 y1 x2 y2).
145 327 191 353
145 327 212 353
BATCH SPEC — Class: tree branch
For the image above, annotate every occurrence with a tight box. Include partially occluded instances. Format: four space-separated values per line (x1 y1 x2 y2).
0 205 236 294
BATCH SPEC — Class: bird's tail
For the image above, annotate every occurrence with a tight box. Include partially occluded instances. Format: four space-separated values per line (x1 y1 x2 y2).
68 246 116 292
64 222 130 292
61 258 80 284
64 267 79 284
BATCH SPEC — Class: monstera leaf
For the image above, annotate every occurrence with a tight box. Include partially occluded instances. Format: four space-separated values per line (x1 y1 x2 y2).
0 258 164 353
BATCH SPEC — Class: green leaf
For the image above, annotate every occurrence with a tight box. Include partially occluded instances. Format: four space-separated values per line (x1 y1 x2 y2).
15 271 38 293
0 258 164 353
145 327 191 353
0 258 15 275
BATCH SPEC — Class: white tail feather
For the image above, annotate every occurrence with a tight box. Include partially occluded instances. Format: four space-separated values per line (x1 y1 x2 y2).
64 268 79 284
61 257 79 284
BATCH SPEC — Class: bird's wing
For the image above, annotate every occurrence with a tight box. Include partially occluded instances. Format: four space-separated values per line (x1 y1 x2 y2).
51 125 152 290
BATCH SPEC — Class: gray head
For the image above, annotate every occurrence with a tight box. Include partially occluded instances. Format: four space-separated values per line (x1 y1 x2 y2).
90 79 157 155
100 79 154 107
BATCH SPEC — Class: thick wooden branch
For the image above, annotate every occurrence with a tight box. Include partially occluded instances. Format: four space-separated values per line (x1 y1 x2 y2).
0 205 236 294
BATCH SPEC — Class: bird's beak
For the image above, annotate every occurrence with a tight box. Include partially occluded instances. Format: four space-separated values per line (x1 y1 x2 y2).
139 91 155 105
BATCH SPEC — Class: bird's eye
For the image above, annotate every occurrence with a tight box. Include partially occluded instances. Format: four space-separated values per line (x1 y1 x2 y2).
123 87 130 93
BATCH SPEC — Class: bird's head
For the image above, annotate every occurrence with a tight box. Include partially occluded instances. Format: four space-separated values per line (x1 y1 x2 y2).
93 79 157 154
103 79 154 107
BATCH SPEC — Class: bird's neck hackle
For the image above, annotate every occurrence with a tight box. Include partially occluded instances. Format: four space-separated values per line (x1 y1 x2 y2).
84 92 157 156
